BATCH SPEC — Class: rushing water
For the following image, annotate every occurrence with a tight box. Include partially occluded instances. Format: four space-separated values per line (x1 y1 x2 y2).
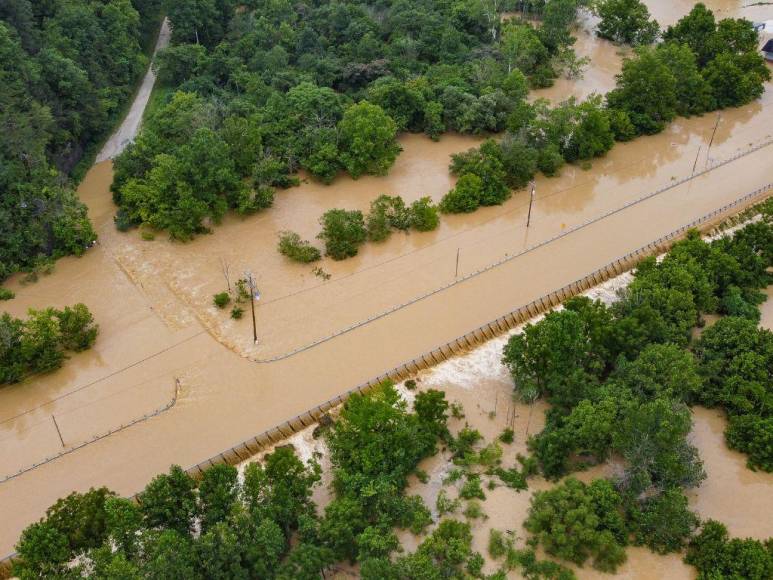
0 0 772 559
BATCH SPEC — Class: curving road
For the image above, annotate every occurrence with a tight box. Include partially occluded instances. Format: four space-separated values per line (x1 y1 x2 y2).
95 18 171 163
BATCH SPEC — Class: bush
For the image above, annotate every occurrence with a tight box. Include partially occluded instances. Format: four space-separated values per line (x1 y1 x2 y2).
318 209 367 260
498 428 515 444
0 288 15 301
230 306 244 320
277 231 321 263
0 304 99 384
213 292 231 309
537 144 565 177
440 174 483 214
409 197 440 232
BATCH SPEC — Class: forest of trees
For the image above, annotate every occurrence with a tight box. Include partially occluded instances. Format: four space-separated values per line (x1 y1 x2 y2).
111 0 769 250
502 214 773 574
0 0 163 281
11 216 773 578
109 0 595 240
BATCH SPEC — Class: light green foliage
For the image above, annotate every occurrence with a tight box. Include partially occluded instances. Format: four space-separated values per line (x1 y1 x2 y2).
596 0 659 45
318 208 367 260
409 197 440 232
277 231 321 263
525 478 627 572
436 489 461 516
0 304 99 384
338 102 401 178
366 195 412 242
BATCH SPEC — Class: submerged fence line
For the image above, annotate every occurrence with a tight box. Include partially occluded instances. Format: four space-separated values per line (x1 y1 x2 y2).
0 185 770 566
0 380 181 485
180 182 772 479
252 137 773 363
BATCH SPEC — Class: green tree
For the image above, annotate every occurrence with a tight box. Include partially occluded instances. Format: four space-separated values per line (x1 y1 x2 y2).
525 478 627 572
631 488 698 554
338 102 401 178
317 208 367 260
440 174 484 214
607 48 678 135
138 465 198 536
198 464 239 533
596 0 659 45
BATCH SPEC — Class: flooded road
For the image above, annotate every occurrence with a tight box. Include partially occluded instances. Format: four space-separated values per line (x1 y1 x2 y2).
1 0 772 559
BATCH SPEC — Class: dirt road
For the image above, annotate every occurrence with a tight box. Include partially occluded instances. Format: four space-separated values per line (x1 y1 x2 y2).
95 18 171 163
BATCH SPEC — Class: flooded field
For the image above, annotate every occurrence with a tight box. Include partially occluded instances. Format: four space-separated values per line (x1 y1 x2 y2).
0 0 772 560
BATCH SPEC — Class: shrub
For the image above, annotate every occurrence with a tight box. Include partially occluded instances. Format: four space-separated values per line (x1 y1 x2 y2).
318 209 367 260
277 231 321 263
499 428 515 444
440 174 483 214
213 292 231 309
230 306 244 320
0 288 15 301
409 197 440 231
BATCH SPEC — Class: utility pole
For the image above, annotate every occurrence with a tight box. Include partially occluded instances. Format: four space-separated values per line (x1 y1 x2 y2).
455 248 460 278
52 415 65 447
244 271 259 344
706 113 721 168
526 181 536 228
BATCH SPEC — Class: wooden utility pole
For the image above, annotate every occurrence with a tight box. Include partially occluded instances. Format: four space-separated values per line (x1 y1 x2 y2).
455 248 460 278
244 271 258 343
526 181 536 227
706 113 721 167
52 415 65 447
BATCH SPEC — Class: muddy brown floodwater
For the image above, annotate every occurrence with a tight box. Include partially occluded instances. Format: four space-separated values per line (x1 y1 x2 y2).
1 0 772 560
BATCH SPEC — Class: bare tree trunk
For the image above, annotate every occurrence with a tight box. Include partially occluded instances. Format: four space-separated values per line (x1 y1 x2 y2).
220 258 231 292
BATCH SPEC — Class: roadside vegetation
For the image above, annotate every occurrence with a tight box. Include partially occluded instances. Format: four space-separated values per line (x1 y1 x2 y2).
11 216 773 578
0 304 99 385
0 1 162 283
110 0 591 240
439 3 769 214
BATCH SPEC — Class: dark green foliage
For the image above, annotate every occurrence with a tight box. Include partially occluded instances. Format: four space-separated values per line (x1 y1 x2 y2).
321 383 448 561
440 174 485 214
139 465 198 536
318 208 367 260
685 520 773 580
15 446 318 579
230 306 244 320
213 292 230 309
630 488 699 554
277 231 321 263
198 464 239 533
0 1 160 280
0 303 99 384
596 0 659 46
0 288 14 300
607 48 678 135
449 140 511 206
694 315 773 471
